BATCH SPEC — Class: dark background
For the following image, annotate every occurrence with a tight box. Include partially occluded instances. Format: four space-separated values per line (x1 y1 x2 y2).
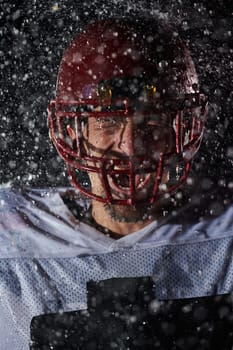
1 0 233 193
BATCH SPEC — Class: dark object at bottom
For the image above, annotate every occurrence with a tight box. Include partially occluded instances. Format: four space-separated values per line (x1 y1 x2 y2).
30 277 233 349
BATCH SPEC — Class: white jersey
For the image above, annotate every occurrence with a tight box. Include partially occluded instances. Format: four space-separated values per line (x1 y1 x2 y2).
0 187 233 349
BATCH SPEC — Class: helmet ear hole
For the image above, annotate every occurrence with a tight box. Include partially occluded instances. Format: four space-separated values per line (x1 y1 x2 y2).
80 121 89 155
66 125 76 141
66 124 77 150
169 128 176 153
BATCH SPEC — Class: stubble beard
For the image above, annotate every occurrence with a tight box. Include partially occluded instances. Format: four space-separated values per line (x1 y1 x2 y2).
93 175 165 223
103 202 154 223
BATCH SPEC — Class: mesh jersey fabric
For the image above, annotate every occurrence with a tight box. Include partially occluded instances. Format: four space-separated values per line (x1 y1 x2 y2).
0 187 233 349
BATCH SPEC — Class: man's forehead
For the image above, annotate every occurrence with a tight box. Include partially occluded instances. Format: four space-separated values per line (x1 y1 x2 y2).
87 110 173 127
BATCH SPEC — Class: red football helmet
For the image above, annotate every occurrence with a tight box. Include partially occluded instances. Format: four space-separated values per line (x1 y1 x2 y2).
48 18 208 206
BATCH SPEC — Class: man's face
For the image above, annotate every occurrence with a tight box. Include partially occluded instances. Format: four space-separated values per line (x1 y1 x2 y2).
83 110 175 222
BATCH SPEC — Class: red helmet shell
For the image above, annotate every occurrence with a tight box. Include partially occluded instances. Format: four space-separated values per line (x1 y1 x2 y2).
56 19 198 101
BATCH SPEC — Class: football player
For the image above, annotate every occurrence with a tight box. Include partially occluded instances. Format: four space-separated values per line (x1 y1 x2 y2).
1 16 233 350
48 17 207 236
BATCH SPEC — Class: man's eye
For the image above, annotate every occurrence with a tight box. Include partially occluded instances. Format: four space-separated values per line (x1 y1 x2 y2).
145 112 174 126
146 119 158 126
96 117 120 128
144 116 160 126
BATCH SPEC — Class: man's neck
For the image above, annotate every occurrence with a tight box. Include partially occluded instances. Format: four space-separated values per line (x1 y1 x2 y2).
91 200 156 236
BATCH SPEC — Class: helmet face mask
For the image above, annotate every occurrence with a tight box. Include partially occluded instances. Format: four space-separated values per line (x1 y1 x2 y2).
48 18 208 206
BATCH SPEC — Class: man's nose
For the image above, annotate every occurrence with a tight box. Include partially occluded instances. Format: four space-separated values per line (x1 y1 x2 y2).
117 118 145 157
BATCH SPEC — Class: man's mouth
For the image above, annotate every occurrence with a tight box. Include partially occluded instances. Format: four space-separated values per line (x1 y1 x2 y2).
108 171 151 194
112 173 130 188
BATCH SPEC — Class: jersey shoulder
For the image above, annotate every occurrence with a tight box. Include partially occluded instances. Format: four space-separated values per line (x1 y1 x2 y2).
0 187 91 258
